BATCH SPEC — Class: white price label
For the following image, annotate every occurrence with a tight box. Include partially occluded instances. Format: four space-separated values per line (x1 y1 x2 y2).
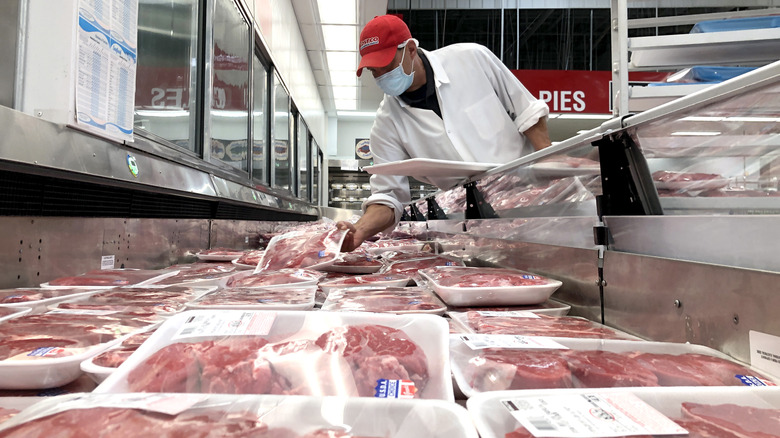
476 310 540 318
101 255 116 270
173 311 276 340
749 330 780 385
502 393 688 437
459 334 567 350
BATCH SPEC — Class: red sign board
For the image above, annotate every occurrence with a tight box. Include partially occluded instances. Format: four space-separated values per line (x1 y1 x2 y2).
512 70 669 114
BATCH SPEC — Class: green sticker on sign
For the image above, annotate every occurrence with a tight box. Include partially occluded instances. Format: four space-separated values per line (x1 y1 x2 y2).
127 154 139 177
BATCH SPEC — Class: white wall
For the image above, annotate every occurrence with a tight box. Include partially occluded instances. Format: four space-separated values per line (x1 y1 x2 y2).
250 0 326 153
334 119 374 160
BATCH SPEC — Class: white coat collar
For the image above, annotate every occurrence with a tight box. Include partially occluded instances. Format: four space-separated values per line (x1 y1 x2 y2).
392 47 449 108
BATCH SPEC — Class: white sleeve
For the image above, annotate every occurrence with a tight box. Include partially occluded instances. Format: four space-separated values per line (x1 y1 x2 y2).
362 107 412 231
472 44 549 133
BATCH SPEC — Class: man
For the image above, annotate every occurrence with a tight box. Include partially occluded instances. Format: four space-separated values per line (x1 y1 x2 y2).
338 15 551 251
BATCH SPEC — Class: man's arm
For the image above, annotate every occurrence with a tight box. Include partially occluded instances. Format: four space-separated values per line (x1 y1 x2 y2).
523 116 552 151
336 204 396 252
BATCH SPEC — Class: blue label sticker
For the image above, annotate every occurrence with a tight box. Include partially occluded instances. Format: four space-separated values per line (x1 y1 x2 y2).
374 379 417 398
736 374 774 386
408 300 421 305
521 274 539 279
445 262 456 266
28 347 64 357
318 250 326 258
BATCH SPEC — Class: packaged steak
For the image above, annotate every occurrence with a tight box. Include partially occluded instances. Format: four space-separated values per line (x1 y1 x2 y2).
154 263 237 286
468 386 780 438
322 252 383 274
448 300 571 317
450 335 776 398
0 310 161 389
380 256 465 283
187 286 316 311
49 285 208 316
0 288 97 314
419 266 562 306
363 238 425 255
0 307 31 324
225 269 324 288
42 269 178 289
321 287 447 315
318 274 412 293
255 228 348 272
449 311 638 339
96 310 453 401
652 170 730 191
233 250 266 269
195 248 247 261
0 393 478 437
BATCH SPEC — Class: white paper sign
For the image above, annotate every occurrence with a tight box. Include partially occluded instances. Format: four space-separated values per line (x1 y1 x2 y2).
173 311 276 340
459 334 567 350
501 393 688 437
101 255 115 270
749 330 780 385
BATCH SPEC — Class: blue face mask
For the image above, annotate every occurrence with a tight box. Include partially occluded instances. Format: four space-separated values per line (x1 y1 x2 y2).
375 45 414 96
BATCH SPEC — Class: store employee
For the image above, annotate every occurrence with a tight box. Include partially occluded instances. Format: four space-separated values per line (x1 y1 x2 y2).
338 15 552 252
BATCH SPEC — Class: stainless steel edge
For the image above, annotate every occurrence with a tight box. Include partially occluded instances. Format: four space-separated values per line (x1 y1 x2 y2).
319 206 362 222
606 215 780 272
466 217 598 250
602 249 780 363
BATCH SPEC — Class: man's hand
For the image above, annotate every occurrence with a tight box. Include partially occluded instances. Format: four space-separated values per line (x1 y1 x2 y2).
336 204 396 252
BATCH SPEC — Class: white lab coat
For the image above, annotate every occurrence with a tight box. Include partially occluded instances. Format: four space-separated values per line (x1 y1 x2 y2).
363 43 549 227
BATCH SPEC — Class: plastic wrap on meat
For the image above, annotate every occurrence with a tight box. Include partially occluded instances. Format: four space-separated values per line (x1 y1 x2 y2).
0 335 105 361
155 263 236 285
464 312 627 339
46 269 172 287
126 325 429 398
0 288 91 304
563 350 660 387
653 171 723 183
226 269 323 288
235 250 266 266
0 406 291 437
192 287 314 308
53 286 196 314
434 187 467 213
326 253 383 272
257 229 347 271
197 248 245 256
672 418 742 438
91 330 157 368
466 349 573 391
319 274 411 289
681 402 780 438
422 267 549 288
630 352 771 386
381 257 464 280
321 287 445 314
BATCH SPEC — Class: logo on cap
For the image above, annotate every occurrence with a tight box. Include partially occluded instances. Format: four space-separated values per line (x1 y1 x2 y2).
360 36 379 51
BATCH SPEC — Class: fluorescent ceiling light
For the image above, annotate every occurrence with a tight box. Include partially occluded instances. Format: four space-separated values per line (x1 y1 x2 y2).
329 70 357 86
332 86 357 100
554 113 614 120
334 99 357 110
337 111 376 117
680 116 724 122
671 131 721 136
724 116 780 123
135 109 189 118
317 0 355 24
326 51 357 71
212 109 249 118
322 25 357 51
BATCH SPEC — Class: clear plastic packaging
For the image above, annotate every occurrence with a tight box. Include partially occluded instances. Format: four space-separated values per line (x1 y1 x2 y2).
318 274 412 293
468 386 780 438
450 335 777 398
0 393 478 437
364 238 425 255
380 256 465 283
0 288 97 314
232 249 265 269
0 307 32 323
321 286 447 315
41 269 178 289
80 325 161 383
255 228 347 272
225 269 324 288
446 300 571 317
187 286 316 311
322 252 383 274
96 309 453 401
195 248 247 261
419 266 563 307
448 311 638 340
48 285 212 316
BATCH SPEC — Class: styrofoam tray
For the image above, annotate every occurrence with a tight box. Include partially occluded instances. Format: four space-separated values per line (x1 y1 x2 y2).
0 307 32 323
450 336 777 399
80 351 124 384
448 312 640 340
186 286 316 311
0 288 99 314
529 162 600 177
321 286 448 315
319 274 412 293
195 253 243 262
446 299 571 316
40 269 180 289
363 158 500 178
96 309 453 401
468 386 780 438
231 259 257 270
0 393 478 437
420 267 562 307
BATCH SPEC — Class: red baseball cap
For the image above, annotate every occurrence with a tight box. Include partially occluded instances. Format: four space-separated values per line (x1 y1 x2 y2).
356 15 412 77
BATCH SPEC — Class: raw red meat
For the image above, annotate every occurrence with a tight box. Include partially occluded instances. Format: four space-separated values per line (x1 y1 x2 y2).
193 287 314 307
378 250 439 262
198 247 245 256
258 229 346 271
47 269 171 287
226 269 323 288
564 350 659 388
319 274 410 288
0 288 89 303
464 312 626 339
422 267 551 287
653 171 722 182
236 250 265 266
381 256 464 279
127 325 429 398
630 352 770 386
672 418 741 438
331 253 382 268
0 406 293 437
303 430 379 438
154 263 236 285
466 349 572 391
322 287 444 314
92 348 135 368
0 407 19 424
681 402 780 438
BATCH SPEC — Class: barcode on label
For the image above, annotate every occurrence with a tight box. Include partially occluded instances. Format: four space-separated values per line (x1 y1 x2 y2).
529 417 558 431
179 327 196 337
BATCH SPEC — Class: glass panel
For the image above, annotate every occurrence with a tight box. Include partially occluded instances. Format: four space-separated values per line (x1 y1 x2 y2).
252 55 268 184
298 116 309 200
211 0 249 171
272 74 292 192
134 0 199 151
311 141 320 205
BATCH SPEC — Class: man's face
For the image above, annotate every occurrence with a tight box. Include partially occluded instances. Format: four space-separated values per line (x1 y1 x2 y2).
366 47 405 79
